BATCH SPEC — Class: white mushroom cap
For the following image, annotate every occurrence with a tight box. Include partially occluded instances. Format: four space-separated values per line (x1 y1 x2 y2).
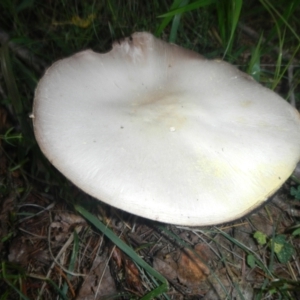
33 32 300 226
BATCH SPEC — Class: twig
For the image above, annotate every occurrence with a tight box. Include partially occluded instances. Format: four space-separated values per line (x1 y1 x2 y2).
54 265 76 298
37 225 85 300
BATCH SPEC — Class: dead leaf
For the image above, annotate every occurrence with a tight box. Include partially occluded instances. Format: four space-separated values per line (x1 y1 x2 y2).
76 254 117 300
110 246 144 295
51 211 86 242
8 238 31 265
54 211 86 225
125 259 144 294
111 246 123 269
153 244 211 289
153 253 178 281
177 246 210 287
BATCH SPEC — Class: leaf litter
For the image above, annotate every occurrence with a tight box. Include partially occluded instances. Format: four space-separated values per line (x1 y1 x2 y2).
1 147 300 299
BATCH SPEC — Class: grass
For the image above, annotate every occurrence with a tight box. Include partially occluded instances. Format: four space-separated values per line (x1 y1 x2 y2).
0 0 300 299
75 205 169 299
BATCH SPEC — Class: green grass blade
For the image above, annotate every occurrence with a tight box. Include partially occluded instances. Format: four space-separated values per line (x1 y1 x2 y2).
47 279 68 300
259 0 300 90
215 227 274 278
61 230 79 296
74 204 169 299
156 0 217 38
0 44 23 126
247 33 264 81
158 0 217 18
169 0 190 42
1 262 29 300
156 0 183 37
260 0 300 43
3 279 30 300
221 0 243 58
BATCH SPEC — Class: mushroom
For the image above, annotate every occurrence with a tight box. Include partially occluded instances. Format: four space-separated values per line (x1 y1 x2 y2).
32 32 300 226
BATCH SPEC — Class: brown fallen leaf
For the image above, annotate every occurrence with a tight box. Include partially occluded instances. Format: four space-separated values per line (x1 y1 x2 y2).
51 211 86 242
153 243 211 290
177 245 210 287
76 253 117 300
153 253 178 281
111 245 123 269
125 258 144 295
54 211 86 225
110 246 144 295
8 238 31 265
